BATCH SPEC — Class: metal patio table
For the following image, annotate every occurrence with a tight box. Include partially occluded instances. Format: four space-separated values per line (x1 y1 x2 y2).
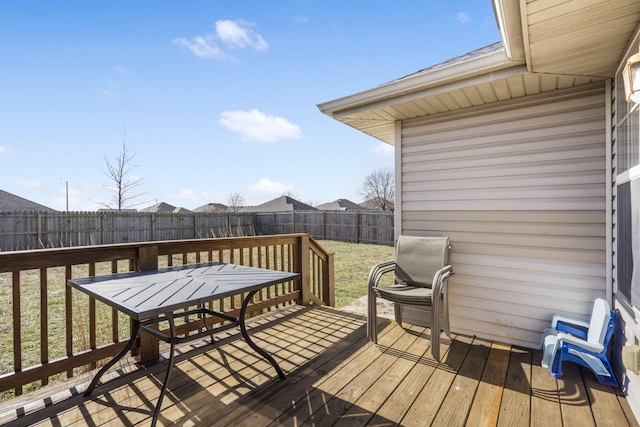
67 261 299 426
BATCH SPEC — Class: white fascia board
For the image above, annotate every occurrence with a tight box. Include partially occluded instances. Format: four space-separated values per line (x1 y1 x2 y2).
318 48 521 117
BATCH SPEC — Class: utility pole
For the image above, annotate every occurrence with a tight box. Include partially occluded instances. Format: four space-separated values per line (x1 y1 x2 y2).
60 178 69 211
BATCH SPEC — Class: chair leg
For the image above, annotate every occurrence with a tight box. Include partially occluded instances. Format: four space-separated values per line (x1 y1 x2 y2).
394 302 403 326
597 358 619 388
367 290 378 343
442 293 451 338
431 302 441 362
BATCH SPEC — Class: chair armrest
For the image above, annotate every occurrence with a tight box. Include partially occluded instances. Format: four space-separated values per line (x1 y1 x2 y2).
557 332 604 353
551 314 589 332
367 260 396 289
432 265 454 295
554 320 588 340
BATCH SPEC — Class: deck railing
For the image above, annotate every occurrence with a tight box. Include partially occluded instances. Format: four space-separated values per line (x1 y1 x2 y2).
0 233 334 399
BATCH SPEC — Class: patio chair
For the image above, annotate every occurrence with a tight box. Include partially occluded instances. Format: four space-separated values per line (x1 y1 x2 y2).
367 235 453 361
541 298 618 388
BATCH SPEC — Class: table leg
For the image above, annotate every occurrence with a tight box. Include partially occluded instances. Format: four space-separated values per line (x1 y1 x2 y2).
150 313 177 427
239 289 285 380
84 319 141 397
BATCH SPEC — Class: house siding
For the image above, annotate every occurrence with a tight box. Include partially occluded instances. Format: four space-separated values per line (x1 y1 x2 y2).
398 84 607 349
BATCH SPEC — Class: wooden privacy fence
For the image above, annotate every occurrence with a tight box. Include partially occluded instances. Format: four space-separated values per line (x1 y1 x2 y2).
0 210 394 251
0 234 334 398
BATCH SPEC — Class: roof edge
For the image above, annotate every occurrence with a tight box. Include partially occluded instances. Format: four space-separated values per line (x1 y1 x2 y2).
318 45 523 117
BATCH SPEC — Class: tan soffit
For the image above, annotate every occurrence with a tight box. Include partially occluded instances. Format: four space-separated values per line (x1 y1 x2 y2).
519 0 640 77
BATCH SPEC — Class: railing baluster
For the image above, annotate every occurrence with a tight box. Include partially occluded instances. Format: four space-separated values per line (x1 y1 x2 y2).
40 268 48 386
88 263 96 370
65 265 73 378
12 271 21 396
111 261 118 343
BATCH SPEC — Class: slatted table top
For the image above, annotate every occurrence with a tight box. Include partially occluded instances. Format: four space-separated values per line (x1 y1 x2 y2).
67 262 299 320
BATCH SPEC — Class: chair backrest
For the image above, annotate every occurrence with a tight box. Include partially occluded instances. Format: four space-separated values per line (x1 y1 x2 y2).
587 298 611 345
395 236 450 286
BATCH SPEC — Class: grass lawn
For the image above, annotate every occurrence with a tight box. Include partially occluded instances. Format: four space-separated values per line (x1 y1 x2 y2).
315 240 394 307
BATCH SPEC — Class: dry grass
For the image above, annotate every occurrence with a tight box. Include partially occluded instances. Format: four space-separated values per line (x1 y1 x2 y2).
315 240 394 307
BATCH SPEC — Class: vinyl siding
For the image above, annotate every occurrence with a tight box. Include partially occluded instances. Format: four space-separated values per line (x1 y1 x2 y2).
398 84 607 348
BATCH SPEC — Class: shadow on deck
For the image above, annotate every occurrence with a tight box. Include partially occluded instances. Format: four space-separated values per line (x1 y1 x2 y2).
0 305 636 426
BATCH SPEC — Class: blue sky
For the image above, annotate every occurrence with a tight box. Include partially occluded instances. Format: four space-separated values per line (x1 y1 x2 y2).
0 1 500 211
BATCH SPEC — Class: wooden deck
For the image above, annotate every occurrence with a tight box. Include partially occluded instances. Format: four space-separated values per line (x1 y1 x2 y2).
0 305 636 427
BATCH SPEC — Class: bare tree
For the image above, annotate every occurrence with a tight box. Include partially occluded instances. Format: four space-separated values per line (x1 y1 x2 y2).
98 135 148 211
227 192 245 212
361 168 395 211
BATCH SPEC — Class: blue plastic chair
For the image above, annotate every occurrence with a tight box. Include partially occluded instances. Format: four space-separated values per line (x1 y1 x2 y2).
541 298 618 388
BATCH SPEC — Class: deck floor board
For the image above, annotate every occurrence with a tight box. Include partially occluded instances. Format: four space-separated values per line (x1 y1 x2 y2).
0 305 636 427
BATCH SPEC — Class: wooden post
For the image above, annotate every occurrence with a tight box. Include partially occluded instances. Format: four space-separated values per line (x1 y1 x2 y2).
252 213 258 236
292 212 296 234
137 245 158 271
273 212 277 234
323 252 335 307
322 211 327 240
37 212 43 249
193 212 197 239
294 234 310 305
136 245 160 363
151 213 156 241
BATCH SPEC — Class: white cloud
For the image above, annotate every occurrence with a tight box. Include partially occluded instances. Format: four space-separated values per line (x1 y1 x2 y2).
215 20 268 51
173 19 267 59
456 12 471 23
0 146 8 156
293 16 309 24
247 178 295 202
173 35 226 59
372 142 394 156
219 109 302 142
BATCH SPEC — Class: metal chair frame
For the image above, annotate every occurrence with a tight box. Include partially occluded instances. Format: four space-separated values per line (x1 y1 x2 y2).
367 236 453 361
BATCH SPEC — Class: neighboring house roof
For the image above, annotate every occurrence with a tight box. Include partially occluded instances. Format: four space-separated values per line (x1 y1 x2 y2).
139 202 190 213
193 203 229 213
0 189 56 211
318 0 640 143
316 199 365 211
172 207 192 213
241 196 317 212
